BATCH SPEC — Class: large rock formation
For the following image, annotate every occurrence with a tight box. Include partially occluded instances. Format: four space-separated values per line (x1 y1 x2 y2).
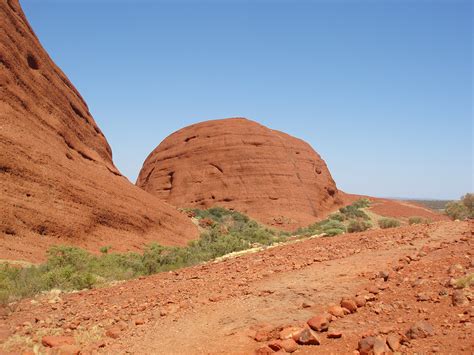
0 0 198 261
137 118 342 229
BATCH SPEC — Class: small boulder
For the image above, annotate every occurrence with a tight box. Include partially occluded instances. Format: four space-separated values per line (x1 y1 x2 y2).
372 337 389 355
341 298 358 313
354 296 366 308
105 326 121 339
452 290 469 306
358 336 376 355
386 333 400 351
41 336 75 348
327 330 343 339
279 326 301 340
279 339 298 353
254 329 272 342
328 305 346 317
255 345 274 354
307 314 330 332
406 321 434 339
378 271 390 281
293 328 321 345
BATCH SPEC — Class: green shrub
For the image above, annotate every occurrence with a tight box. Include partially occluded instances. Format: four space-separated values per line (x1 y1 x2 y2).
99 246 111 254
461 193 474 218
328 212 346 222
347 219 372 233
0 208 287 304
319 220 346 236
351 198 371 209
408 216 427 225
378 218 401 229
445 201 468 221
339 205 370 220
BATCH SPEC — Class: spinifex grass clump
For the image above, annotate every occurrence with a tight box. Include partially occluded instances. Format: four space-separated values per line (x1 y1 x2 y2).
378 218 401 229
295 198 372 237
0 207 285 304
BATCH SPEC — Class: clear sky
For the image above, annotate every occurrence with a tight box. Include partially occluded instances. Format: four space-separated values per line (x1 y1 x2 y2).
22 0 472 200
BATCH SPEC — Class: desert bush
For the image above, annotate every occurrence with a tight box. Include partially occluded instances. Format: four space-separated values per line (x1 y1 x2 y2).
351 198 371 209
408 216 423 225
347 219 372 233
0 208 286 304
454 273 474 289
378 218 401 229
445 201 468 221
339 205 370 220
328 212 346 222
461 193 474 218
318 220 346 236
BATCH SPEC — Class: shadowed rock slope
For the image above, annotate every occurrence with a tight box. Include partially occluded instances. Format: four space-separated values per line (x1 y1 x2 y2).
0 0 197 262
137 118 343 230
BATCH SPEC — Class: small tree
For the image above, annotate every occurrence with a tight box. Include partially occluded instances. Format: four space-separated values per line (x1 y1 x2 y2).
461 193 474 218
445 201 468 221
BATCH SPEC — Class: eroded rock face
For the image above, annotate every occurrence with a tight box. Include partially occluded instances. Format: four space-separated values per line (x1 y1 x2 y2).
137 118 342 229
0 0 197 261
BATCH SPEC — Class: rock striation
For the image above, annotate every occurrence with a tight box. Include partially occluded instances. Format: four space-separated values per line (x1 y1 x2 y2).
137 118 342 229
0 0 197 261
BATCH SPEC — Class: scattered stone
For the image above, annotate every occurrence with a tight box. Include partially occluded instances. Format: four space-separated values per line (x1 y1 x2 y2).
378 271 390 281
267 341 282 351
255 345 274 354
386 333 400 351
293 328 321 345
452 290 469 306
105 327 121 339
327 330 343 339
328 305 346 317
41 335 75 348
358 336 376 355
367 286 379 295
307 314 330 332
279 327 301 340
354 296 366 308
279 339 298 353
406 321 434 339
416 293 430 302
254 329 272 342
448 264 464 276
373 337 389 355
341 298 358 313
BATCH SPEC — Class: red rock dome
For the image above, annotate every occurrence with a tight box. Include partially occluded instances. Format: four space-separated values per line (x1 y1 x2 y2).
137 118 342 229
0 0 197 261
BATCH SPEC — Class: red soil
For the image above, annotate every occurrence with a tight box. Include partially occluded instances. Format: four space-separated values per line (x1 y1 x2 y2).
0 0 198 263
1 221 472 354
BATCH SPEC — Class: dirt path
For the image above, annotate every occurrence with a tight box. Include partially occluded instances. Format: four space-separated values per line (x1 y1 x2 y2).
1 221 472 354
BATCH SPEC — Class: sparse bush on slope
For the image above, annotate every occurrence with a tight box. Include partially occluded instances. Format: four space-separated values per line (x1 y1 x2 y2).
0 207 284 304
445 201 468 221
378 218 401 229
347 219 372 233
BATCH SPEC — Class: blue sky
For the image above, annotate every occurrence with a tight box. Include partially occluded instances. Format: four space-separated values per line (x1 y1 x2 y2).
22 0 472 199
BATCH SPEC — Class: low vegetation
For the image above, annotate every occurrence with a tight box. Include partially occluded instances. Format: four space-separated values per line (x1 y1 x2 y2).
347 219 372 233
295 198 372 236
0 207 284 304
454 273 474 289
378 218 401 229
0 199 404 304
408 216 431 225
444 193 473 221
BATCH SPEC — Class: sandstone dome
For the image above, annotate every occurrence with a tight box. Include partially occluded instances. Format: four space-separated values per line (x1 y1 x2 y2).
137 118 342 229
0 0 198 261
